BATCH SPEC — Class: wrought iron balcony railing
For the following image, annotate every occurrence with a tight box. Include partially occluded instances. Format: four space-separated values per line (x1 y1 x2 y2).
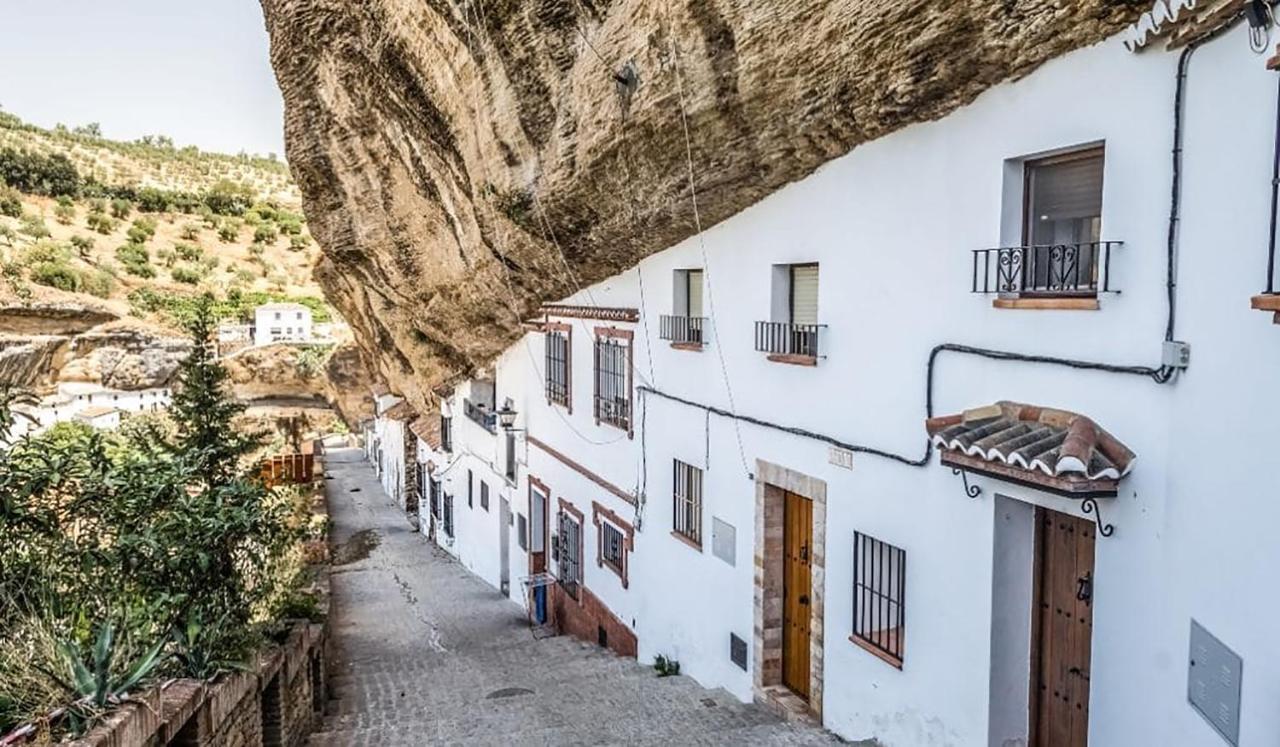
659 315 707 345
754 321 823 359
464 398 497 434
971 241 1122 296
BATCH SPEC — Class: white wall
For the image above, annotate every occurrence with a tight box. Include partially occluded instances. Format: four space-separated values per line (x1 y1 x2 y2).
379 25 1280 747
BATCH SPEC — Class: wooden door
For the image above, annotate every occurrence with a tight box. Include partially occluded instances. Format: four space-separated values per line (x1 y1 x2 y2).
782 491 813 699
1031 509 1096 746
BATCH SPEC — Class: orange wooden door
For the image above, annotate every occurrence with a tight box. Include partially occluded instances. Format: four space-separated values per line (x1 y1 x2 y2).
1031 509 1096 746
782 491 813 699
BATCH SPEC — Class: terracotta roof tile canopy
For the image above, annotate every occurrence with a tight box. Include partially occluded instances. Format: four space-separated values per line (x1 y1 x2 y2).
926 402 1136 498
409 414 442 450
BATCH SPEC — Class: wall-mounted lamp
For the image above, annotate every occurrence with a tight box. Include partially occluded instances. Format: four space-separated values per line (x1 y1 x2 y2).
497 403 520 431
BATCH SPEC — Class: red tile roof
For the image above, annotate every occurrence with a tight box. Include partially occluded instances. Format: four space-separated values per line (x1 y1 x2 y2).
926 402 1135 493
409 415 441 450
382 402 415 422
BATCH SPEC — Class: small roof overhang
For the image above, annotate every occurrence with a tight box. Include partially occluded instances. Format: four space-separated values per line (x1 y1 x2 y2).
926 401 1136 499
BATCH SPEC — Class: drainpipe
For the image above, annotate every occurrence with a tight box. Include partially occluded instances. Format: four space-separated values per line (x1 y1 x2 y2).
1266 68 1280 294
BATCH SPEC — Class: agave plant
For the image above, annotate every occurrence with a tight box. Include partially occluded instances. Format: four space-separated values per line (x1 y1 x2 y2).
170 610 248 681
41 623 166 734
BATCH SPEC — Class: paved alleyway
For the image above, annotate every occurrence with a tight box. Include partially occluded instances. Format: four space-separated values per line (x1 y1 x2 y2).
311 448 838 746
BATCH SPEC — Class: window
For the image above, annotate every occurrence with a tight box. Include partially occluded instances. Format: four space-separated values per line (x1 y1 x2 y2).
296 312 303 320
593 501 633 587
545 325 571 409
593 329 633 432
441 415 453 452
557 508 583 599
852 531 906 668
504 431 517 482
467 469 474 509
518 513 529 551
758 263 821 360
673 460 703 548
662 269 705 345
601 522 625 574
429 479 441 520
274 312 281 321
480 481 490 512
442 493 455 538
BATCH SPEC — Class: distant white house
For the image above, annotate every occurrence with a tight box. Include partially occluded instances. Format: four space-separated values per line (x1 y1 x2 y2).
253 303 313 347
74 406 121 430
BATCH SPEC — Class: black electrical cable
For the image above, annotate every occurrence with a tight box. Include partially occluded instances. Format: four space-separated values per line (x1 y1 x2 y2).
1165 43 1197 343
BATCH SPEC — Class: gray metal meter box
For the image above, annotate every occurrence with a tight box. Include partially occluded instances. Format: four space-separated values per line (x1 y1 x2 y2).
1188 619 1242 745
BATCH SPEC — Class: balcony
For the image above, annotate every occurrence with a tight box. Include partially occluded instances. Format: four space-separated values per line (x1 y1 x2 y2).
972 241 1122 310
754 321 823 365
659 315 707 349
464 398 497 434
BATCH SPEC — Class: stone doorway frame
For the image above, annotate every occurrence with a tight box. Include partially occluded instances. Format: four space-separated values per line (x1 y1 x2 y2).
753 459 827 722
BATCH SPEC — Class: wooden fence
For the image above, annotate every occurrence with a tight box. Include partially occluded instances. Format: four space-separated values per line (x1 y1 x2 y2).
260 453 315 486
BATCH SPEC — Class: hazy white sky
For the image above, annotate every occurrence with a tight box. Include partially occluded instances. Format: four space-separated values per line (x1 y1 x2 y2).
0 1 286 157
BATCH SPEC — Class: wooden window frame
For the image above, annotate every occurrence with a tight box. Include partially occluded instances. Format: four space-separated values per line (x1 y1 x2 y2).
850 530 906 669
545 323 572 412
672 459 704 550
592 500 635 588
592 326 634 437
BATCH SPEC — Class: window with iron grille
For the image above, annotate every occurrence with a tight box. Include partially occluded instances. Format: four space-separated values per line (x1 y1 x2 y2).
504 431 517 481
593 333 631 431
546 327 571 408
429 479 441 520
480 481 490 512
441 415 452 452
442 493 455 538
601 521 625 576
852 531 906 667
673 460 703 547
518 513 528 551
558 510 582 599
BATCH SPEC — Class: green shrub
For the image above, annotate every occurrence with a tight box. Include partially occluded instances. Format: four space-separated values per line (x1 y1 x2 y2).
109 198 132 220
156 247 176 268
135 187 172 213
233 268 256 285
171 264 204 285
217 219 240 242
288 234 310 252
199 256 218 271
70 235 95 258
124 261 156 278
54 201 76 225
115 242 154 277
81 268 115 298
247 241 266 258
132 216 158 238
56 195 75 208
88 198 107 213
30 261 82 292
86 211 116 235
0 225 16 246
180 223 201 241
0 186 21 218
253 223 279 245
203 180 254 216
21 240 72 266
0 147 81 196
174 241 202 261
19 214 50 239
125 225 151 244
277 213 303 236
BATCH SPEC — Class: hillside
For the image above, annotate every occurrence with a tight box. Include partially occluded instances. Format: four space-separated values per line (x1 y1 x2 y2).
0 110 328 332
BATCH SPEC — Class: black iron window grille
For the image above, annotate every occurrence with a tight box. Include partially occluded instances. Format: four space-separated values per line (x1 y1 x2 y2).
852 531 905 667
442 493 455 538
545 329 570 407
558 510 582 599
673 459 703 546
659 315 706 345
593 337 631 431
467 469 474 509
505 431 517 481
464 398 497 434
971 242 1122 297
754 321 822 358
440 415 452 452
480 481 490 512
429 479 441 520
601 521 625 575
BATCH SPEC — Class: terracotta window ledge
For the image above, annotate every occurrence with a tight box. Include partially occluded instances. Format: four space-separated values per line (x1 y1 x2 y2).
766 353 818 366
849 634 903 670
1251 294 1280 324
670 341 704 352
992 297 1099 311
669 530 703 552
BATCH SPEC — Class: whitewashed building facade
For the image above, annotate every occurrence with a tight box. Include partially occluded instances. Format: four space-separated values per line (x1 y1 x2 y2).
386 16 1280 747
253 303 314 347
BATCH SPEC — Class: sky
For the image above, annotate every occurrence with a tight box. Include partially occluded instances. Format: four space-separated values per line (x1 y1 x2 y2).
0 1 286 157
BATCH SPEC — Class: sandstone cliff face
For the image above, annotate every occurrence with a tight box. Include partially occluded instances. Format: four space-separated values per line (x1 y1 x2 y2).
262 0 1142 415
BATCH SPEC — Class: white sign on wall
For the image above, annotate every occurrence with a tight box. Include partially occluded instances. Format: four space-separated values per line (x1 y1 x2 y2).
828 446 855 470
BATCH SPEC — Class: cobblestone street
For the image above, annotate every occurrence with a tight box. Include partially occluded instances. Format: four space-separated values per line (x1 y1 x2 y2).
311 448 838 746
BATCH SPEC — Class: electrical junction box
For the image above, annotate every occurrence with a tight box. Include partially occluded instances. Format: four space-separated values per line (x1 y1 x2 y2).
1163 340 1191 369
1188 619 1242 745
